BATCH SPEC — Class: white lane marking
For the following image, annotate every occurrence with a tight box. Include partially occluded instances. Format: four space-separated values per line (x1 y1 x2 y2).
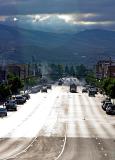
54 125 67 160
1 136 37 160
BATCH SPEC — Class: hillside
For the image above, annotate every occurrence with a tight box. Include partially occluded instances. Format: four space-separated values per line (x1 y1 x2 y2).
0 24 70 47
57 29 115 64
0 24 115 65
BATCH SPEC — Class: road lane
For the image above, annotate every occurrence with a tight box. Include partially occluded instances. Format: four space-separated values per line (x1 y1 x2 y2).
58 86 115 160
0 85 63 159
0 84 115 160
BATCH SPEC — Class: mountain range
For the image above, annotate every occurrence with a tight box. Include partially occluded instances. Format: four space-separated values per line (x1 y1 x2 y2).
0 24 115 65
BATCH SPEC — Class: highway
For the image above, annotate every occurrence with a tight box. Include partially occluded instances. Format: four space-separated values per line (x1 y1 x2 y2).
0 81 115 160
58 86 115 160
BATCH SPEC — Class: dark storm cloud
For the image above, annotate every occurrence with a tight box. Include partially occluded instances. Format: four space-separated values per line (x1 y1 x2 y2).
0 0 115 31
0 0 115 15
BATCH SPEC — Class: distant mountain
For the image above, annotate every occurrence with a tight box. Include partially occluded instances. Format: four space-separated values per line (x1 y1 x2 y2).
0 24 115 65
57 29 115 64
0 24 70 48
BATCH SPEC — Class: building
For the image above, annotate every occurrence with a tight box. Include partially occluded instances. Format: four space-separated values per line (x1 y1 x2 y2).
7 64 28 80
96 59 115 79
0 63 42 83
107 65 115 78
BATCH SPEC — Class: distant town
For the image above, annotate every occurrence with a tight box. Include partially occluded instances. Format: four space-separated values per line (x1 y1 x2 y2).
0 58 115 83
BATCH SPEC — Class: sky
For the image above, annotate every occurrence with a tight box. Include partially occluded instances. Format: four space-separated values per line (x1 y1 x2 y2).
0 0 115 33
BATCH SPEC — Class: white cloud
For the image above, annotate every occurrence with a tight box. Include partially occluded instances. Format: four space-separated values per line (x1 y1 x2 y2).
27 14 50 23
1 13 115 33
57 14 74 23
77 21 115 26
57 13 97 25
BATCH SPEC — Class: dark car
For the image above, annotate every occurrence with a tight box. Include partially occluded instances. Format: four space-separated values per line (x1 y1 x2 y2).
47 84 52 89
41 86 47 92
88 89 95 97
102 101 113 111
58 79 63 86
15 95 26 104
0 108 7 117
5 100 17 111
31 86 41 93
70 83 77 93
106 104 115 115
89 87 98 94
22 93 30 100
82 88 87 93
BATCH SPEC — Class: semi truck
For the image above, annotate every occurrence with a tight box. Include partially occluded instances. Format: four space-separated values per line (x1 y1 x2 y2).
70 83 77 93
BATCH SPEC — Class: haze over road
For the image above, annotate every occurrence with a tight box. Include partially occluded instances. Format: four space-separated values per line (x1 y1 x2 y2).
0 81 115 160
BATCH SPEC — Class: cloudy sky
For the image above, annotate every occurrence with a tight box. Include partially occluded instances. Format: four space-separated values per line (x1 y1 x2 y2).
0 0 115 33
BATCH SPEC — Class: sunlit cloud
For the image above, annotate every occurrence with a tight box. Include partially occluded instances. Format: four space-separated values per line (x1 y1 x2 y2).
77 21 115 26
57 14 74 23
27 13 99 25
1 13 115 33
34 15 50 23
13 17 18 21
27 14 50 23
57 13 98 25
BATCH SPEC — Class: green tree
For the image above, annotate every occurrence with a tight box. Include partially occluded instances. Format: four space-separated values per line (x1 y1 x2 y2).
101 78 110 93
7 74 24 94
0 84 11 101
76 64 87 77
25 77 39 87
85 71 96 85
107 83 115 98
57 64 64 77
102 78 115 98
70 66 75 76
65 65 70 76
49 64 59 80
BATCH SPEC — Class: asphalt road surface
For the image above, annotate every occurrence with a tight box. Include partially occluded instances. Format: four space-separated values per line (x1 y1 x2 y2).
58 85 115 160
0 82 115 160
